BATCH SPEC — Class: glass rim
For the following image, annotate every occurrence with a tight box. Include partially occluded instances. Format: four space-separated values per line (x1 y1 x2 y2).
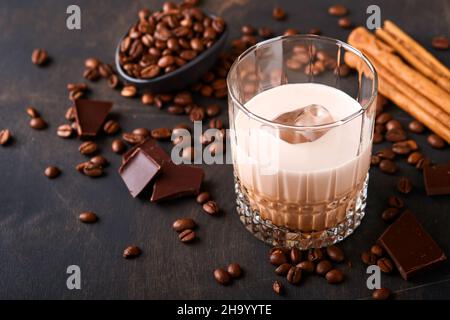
226 34 378 131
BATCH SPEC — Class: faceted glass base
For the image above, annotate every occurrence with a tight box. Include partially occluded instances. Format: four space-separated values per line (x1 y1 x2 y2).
235 174 369 249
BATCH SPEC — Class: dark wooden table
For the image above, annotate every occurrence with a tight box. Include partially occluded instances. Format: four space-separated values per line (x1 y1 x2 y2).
0 0 449 300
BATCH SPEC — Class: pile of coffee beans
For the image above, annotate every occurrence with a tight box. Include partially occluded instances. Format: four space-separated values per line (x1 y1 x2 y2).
196 191 220 215
172 217 197 243
269 245 347 294
213 263 242 286
117 2 226 80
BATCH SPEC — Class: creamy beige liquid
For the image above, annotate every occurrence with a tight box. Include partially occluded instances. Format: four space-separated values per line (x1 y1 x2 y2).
232 83 372 231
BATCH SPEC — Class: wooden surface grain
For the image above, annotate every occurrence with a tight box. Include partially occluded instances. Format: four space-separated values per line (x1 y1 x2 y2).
0 0 449 299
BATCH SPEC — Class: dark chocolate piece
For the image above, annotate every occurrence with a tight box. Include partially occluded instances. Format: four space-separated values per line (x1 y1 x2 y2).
423 163 450 196
119 148 160 198
74 99 112 137
150 161 203 202
378 210 446 280
122 138 170 165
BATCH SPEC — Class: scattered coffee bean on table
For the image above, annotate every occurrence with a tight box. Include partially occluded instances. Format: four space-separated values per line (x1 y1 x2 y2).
103 120 120 135
203 200 219 215
372 288 391 300
272 280 283 295
377 257 394 273
275 263 292 276
296 261 315 273
112 139 126 154
30 117 47 130
381 207 400 222
26 106 39 118
172 218 196 232
270 250 288 266
379 159 397 174
178 229 196 243
328 5 348 16
308 248 323 262
83 162 103 177
31 48 48 66
123 246 141 259
431 36 449 50
227 263 242 278
79 212 98 223
361 251 378 265
214 268 231 285
44 166 60 179
407 151 423 165
397 177 413 194
0 129 11 146
408 120 425 133
427 134 445 149
388 196 404 209
79 141 98 155
316 260 333 276
338 17 352 29
371 245 384 257
90 155 108 167
290 247 302 264
196 191 211 204
272 6 286 20
326 245 344 262
287 266 302 284
121 85 137 98
325 269 344 284
56 124 73 138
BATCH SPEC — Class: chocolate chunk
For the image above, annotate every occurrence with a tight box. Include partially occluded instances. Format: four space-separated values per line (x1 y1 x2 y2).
378 210 446 280
119 148 160 198
150 161 203 202
74 99 112 137
423 163 450 196
122 138 170 165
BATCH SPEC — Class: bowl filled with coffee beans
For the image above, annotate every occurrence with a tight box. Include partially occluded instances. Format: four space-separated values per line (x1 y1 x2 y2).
115 2 228 93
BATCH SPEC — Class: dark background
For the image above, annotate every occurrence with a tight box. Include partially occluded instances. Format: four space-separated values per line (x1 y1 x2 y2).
0 0 449 300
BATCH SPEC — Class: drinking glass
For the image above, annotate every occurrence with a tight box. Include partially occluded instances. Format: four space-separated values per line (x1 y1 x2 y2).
227 35 378 249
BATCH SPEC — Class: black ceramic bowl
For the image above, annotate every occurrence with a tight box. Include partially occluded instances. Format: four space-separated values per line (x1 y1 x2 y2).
115 20 228 93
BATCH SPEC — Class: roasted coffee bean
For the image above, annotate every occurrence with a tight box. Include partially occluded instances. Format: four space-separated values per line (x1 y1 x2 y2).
79 141 98 155
397 177 413 194
270 247 290 256
381 207 400 222
371 155 381 166
405 139 418 151
172 218 196 232
98 63 114 78
133 127 150 138
385 128 407 142
44 166 60 179
214 268 231 285
123 246 141 259
371 245 384 257
108 74 120 89
290 248 302 264
296 260 315 273
179 229 196 243
79 212 98 223
90 155 108 167
270 250 288 266
121 85 137 98
151 127 172 140
338 17 352 29
168 105 184 115
308 27 322 35
189 106 205 122
408 120 425 133
361 251 378 265
275 263 292 276
328 5 348 16
83 162 103 177
377 257 394 273
272 280 283 295
284 28 299 36
200 85 213 97
325 269 344 284
26 106 39 118
379 159 397 174
316 260 333 276
209 118 223 129
308 248 323 262
258 26 273 38
122 132 145 145
407 151 423 165
287 267 302 284
112 139 126 154
31 48 48 65
103 120 120 135
0 129 11 146
227 263 242 278
65 106 76 121
30 117 47 130
206 104 220 117
67 82 88 92
431 36 449 50
196 191 211 204
388 196 404 209
241 25 255 35
202 200 219 215
376 148 396 160
427 134 445 149
392 141 412 155
56 124 73 138
84 57 100 69
272 6 286 20
141 93 155 105
416 157 431 170
372 288 391 300
326 245 344 262
376 112 392 124
373 132 383 144
174 92 193 106
76 161 90 173
83 68 100 81
385 119 402 131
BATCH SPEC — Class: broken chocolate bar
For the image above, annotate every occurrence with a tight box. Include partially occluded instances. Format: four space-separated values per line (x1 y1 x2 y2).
150 161 204 202
74 99 112 137
122 138 170 165
119 148 160 198
378 210 446 280
424 163 450 196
